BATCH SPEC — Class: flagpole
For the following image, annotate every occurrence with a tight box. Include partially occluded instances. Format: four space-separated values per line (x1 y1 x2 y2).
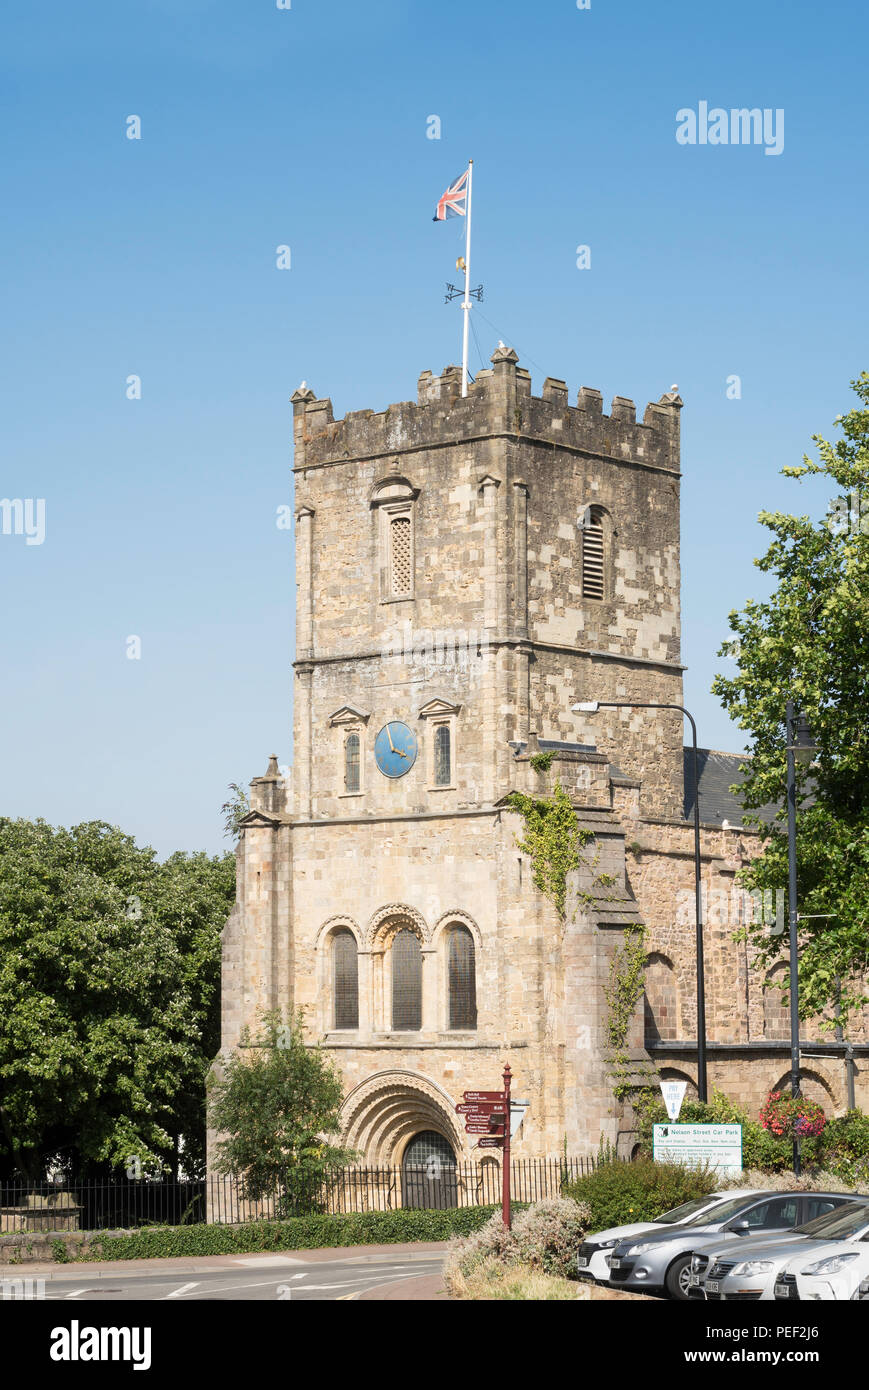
461 159 473 398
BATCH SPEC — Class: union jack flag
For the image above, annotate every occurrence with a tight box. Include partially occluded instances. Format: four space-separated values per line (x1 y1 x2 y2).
433 168 469 221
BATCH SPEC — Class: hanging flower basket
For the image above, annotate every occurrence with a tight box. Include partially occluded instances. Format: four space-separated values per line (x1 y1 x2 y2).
759 1090 826 1139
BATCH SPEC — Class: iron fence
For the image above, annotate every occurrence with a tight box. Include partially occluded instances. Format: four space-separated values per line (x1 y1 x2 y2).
0 1156 601 1232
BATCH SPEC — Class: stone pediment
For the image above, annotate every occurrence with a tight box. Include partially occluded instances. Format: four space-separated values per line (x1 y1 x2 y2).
418 698 461 719
237 809 283 829
328 704 370 726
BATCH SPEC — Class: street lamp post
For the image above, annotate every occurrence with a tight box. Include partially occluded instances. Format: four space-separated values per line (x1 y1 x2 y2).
784 701 817 1178
572 700 708 1103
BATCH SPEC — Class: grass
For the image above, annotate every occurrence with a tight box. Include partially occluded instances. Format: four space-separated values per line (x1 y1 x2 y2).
446 1255 585 1301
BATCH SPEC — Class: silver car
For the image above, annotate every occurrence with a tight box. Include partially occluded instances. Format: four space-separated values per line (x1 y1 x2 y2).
690 1198 869 1301
606 1190 856 1299
576 1190 754 1284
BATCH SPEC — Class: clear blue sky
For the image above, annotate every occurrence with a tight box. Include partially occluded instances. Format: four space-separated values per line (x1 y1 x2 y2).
1 0 866 858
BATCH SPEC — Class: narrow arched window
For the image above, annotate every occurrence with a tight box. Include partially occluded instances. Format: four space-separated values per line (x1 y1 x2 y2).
448 926 477 1030
581 506 605 600
392 929 422 1030
434 724 451 786
344 732 360 793
390 515 412 596
332 929 359 1029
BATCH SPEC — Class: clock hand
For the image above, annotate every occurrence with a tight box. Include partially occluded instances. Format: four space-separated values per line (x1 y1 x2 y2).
386 724 396 753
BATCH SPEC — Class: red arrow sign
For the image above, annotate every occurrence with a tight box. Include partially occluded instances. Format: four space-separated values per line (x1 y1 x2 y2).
463 1091 504 1103
456 1102 506 1116
476 1137 504 1148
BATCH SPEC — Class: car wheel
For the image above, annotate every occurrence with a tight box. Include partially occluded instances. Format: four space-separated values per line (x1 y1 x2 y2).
665 1255 694 1301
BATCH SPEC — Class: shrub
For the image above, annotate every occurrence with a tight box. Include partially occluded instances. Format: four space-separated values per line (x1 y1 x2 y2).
563 1156 718 1231
511 1197 593 1278
817 1110 869 1185
444 1197 592 1293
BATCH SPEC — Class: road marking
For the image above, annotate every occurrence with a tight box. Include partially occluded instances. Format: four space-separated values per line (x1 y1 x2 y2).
165 1275 316 1298
234 1256 307 1267
64 1290 93 1299
165 1283 200 1299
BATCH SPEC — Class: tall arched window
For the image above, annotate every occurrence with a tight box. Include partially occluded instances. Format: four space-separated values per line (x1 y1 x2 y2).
392 929 422 1030
581 506 605 600
332 929 359 1029
448 926 477 1030
344 732 360 793
434 724 451 786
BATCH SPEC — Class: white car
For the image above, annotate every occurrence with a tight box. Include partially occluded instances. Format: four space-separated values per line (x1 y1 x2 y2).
691 1198 869 1301
776 1232 869 1301
575 1191 766 1284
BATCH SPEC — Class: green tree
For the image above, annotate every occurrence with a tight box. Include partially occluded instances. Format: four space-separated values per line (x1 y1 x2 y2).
712 373 869 1028
221 782 250 841
0 818 234 1180
208 1010 357 1211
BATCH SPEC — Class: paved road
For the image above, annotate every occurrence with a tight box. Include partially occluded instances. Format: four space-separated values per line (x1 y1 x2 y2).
2 1249 446 1302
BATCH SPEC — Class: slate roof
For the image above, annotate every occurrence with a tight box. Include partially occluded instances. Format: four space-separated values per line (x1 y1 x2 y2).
684 748 778 828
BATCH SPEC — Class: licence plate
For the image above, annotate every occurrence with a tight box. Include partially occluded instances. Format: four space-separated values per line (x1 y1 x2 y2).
610 1257 621 1269
577 1257 589 1268
689 1274 700 1286
774 1283 789 1298
706 1280 720 1294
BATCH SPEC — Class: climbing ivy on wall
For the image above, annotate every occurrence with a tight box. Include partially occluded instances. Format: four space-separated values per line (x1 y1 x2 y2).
506 783 590 922
603 925 658 1101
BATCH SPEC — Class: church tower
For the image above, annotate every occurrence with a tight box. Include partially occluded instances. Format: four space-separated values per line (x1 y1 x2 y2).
215 347 685 1169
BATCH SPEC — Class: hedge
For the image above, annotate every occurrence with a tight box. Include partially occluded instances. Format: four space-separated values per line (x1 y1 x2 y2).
44 1204 505 1263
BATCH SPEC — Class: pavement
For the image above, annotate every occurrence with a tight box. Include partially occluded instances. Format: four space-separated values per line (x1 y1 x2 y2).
0 1241 449 1302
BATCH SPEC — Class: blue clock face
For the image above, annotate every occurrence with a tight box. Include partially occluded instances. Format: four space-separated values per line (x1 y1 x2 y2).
374 721 418 778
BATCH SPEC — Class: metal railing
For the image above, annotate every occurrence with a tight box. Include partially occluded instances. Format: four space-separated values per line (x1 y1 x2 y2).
0 1156 600 1232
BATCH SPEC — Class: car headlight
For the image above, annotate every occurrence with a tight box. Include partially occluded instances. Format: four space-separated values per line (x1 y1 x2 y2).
731 1260 775 1276
691 1254 708 1272
595 1239 618 1250
801 1253 861 1276
627 1242 657 1256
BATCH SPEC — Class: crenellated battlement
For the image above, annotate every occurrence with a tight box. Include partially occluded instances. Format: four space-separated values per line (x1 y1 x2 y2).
291 345 683 474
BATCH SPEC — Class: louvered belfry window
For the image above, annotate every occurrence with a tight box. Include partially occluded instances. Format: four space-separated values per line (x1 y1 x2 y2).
390 515 412 596
434 724 451 785
448 926 477 1030
392 929 422 1030
344 732 360 792
582 508 605 600
332 929 359 1030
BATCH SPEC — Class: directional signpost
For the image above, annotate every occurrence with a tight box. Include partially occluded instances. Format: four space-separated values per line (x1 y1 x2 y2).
456 1063 513 1228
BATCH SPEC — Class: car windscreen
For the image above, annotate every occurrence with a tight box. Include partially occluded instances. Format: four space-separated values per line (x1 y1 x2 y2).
793 1201 869 1239
657 1196 725 1224
681 1194 757 1226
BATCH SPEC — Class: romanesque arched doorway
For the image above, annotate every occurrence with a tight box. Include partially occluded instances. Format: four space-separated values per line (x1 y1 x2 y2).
401 1130 458 1210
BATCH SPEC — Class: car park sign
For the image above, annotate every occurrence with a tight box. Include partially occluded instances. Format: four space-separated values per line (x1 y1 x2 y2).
653 1123 743 1176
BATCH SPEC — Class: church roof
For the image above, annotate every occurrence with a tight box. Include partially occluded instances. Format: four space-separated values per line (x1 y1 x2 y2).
684 748 778 828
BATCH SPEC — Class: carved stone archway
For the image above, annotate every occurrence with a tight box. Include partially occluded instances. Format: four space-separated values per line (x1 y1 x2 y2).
340 1069 463 1163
